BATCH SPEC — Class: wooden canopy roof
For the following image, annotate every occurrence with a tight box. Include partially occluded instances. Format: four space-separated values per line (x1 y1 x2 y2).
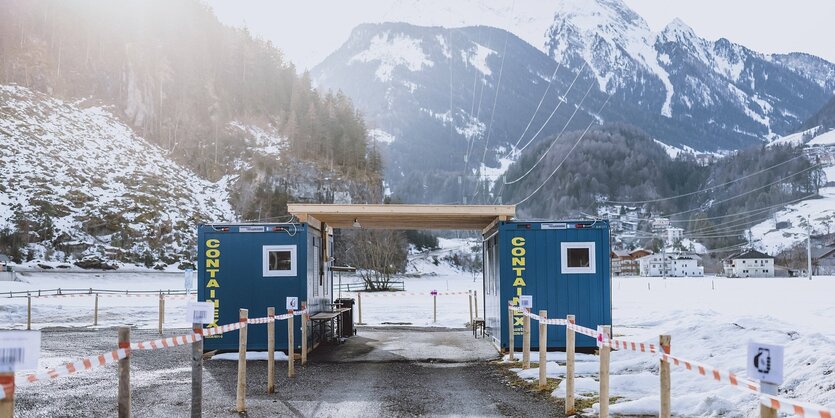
287 204 516 231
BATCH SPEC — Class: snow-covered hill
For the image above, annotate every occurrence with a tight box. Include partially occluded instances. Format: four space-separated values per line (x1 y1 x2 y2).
750 165 835 255
0 85 235 268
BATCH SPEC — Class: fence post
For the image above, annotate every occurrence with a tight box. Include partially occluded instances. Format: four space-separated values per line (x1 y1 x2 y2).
158 294 165 335
599 325 611 418
191 322 203 418
538 310 547 389
357 292 364 325
0 372 14 418
26 295 32 330
94 293 99 326
301 302 308 366
508 303 515 361
474 290 479 318
118 327 130 418
267 307 275 394
566 314 576 416
287 310 295 378
660 335 671 418
433 293 437 323
522 309 531 369
236 308 248 413
468 291 474 325
760 383 778 418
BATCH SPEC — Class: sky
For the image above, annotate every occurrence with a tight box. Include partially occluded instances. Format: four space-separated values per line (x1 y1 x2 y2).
208 0 835 71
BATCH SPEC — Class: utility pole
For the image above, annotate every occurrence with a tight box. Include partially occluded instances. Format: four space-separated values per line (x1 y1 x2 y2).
807 230 813 280
661 228 667 280
807 216 813 281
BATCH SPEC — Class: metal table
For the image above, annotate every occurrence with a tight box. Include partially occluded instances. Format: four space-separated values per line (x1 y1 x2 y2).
310 308 350 343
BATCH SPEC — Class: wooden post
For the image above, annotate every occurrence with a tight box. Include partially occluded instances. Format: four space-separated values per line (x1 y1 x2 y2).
433 293 437 323
94 293 99 326
26 295 31 330
287 311 295 378
158 294 165 335
0 372 14 418
566 315 576 416
236 308 248 413
468 292 474 325
599 325 611 418
357 292 364 325
301 302 308 366
118 327 130 418
760 383 778 418
267 307 275 394
538 310 547 389
522 310 531 369
507 303 515 361
474 290 479 318
660 335 671 418
191 323 203 418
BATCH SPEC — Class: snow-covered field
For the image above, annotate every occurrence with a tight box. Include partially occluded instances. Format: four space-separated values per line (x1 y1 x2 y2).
2 263 834 416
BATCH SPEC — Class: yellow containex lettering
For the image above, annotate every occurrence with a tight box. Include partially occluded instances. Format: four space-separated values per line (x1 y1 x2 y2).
511 237 525 246
206 239 220 248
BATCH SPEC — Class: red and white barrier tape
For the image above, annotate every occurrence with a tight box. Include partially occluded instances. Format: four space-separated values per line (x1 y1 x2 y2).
608 338 658 354
567 322 600 338
16 348 128 386
0 382 11 400
761 393 834 418
510 308 832 416
658 352 759 393
202 321 247 336
25 293 195 300
130 333 202 350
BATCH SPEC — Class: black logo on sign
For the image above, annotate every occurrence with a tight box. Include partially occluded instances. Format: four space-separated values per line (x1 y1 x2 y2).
754 348 771 374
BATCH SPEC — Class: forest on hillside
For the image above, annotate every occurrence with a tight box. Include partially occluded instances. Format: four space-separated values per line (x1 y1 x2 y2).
0 0 383 206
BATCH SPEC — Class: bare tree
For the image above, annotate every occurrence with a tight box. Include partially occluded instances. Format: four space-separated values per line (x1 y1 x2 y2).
344 229 408 291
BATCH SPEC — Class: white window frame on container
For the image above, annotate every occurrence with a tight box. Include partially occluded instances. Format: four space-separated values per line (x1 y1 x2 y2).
561 242 596 274
263 245 297 277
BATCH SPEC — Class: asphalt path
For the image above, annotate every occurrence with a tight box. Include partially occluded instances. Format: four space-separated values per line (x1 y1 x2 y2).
13 327 565 417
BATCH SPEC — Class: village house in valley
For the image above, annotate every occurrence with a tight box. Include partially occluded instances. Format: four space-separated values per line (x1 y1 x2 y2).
611 248 652 276
722 249 775 278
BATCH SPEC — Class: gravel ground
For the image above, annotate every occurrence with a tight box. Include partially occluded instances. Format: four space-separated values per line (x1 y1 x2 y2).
13 327 565 417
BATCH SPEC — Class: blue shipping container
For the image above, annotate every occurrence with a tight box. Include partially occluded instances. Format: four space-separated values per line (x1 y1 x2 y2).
483 220 611 350
197 223 332 352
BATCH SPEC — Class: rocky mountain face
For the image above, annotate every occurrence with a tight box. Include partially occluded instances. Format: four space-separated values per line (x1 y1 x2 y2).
0 0 384 266
0 85 234 268
312 0 835 203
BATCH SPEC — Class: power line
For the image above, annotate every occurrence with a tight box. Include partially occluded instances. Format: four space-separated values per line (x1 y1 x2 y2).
471 3 514 201
504 80 596 185
506 62 588 159
605 155 806 205
515 94 613 205
660 165 821 218
502 64 564 158
664 194 814 223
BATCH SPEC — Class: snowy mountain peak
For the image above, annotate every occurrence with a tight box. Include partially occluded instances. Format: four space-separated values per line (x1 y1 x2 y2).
660 17 698 42
552 0 648 32
547 0 675 116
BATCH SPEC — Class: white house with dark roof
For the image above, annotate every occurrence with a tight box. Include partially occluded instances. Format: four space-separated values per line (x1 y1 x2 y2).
638 252 703 277
723 249 774 278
